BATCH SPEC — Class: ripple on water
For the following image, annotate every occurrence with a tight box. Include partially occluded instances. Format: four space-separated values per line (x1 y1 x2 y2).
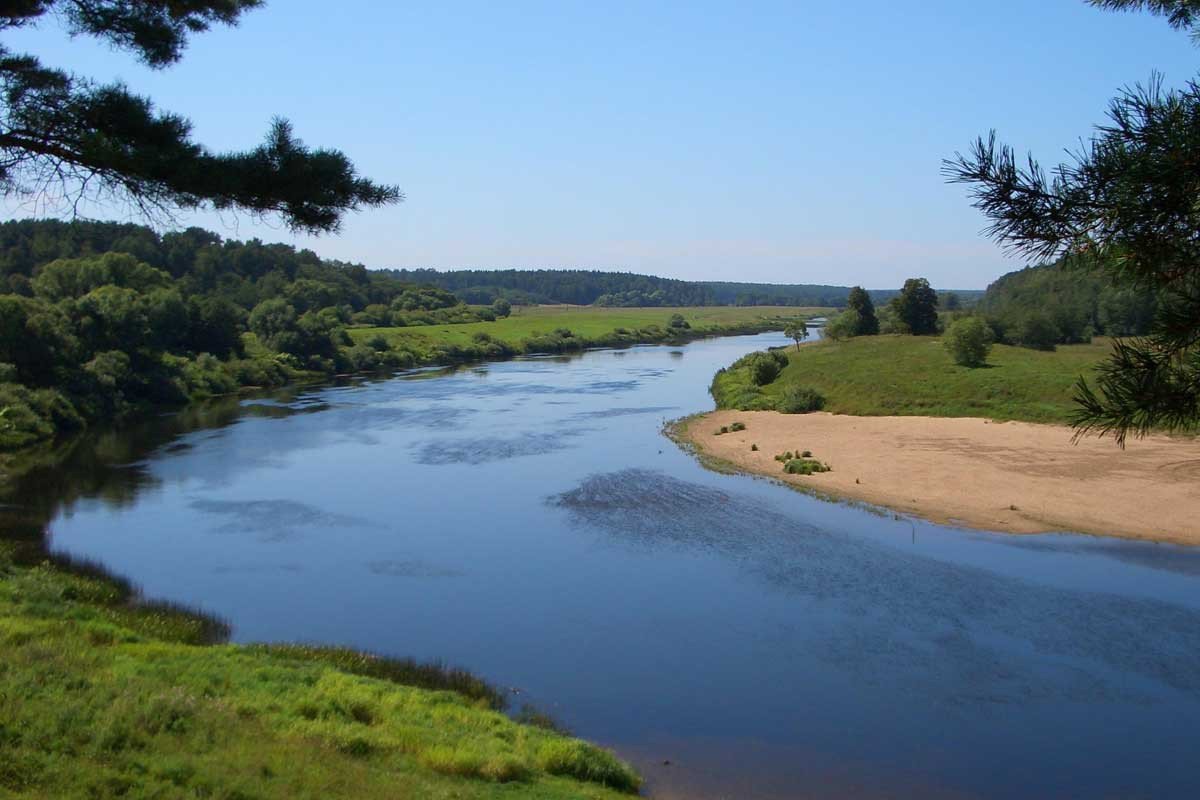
189 499 373 542
414 429 594 465
550 469 1200 706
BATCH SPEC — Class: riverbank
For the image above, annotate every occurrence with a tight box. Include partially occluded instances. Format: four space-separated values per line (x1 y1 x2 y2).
350 305 827 364
711 335 1110 424
679 410 1200 545
0 540 640 798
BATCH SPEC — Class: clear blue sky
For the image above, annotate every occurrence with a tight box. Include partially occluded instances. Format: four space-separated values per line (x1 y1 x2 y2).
3 0 1198 288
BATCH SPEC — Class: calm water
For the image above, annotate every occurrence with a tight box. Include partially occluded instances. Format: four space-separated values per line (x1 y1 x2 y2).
11 332 1200 798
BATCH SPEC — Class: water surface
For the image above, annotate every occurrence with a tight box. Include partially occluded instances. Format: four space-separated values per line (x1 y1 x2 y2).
12 332 1200 799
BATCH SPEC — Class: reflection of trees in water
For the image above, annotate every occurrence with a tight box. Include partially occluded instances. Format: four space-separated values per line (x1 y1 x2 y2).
551 469 1200 707
0 394 311 561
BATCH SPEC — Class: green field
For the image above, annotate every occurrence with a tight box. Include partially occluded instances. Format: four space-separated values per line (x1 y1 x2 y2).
0 543 638 799
348 305 828 361
714 335 1112 424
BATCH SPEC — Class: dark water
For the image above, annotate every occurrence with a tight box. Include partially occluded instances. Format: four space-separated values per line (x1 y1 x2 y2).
10 332 1200 799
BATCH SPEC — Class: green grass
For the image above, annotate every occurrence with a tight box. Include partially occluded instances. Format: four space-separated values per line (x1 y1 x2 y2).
714 335 1113 424
0 542 639 799
348 305 829 362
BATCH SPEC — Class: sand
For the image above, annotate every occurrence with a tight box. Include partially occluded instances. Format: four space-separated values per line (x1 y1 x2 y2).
682 410 1200 546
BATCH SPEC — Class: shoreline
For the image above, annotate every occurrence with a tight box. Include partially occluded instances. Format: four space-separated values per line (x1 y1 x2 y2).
678 410 1200 546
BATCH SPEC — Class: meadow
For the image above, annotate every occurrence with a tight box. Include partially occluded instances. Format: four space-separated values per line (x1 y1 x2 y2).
348 305 828 362
0 542 639 799
712 335 1111 424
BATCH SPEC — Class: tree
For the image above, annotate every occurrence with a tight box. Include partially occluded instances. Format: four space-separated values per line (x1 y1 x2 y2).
943 317 995 367
783 318 809 350
945 1 1200 442
845 286 879 335
890 278 939 335
823 308 862 341
0 1 400 232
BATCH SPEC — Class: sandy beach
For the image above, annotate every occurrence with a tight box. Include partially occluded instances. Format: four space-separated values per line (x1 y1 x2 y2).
682 410 1200 545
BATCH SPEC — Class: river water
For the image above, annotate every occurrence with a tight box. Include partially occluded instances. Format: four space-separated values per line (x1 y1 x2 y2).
14 331 1200 798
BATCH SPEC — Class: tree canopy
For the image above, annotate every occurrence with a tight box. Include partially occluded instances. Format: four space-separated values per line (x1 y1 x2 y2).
0 0 400 232
889 278 939 335
845 286 879 336
945 0 1200 443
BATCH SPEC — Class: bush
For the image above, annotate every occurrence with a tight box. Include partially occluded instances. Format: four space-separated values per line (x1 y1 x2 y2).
783 458 831 475
0 383 83 449
824 308 862 341
775 384 825 414
942 316 995 367
1017 313 1060 351
668 313 690 329
747 352 785 385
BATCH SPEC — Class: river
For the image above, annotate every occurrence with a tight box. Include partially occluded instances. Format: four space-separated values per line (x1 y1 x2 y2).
10 331 1200 798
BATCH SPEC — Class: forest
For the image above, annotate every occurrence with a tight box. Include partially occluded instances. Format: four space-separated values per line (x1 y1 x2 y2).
381 268 977 308
0 219 509 450
976 259 1158 349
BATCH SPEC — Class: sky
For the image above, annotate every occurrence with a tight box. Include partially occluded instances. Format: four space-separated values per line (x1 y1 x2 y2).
3 0 1199 289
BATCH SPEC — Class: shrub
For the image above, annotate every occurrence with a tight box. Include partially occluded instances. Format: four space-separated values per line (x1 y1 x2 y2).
749 354 782 386
668 313 690 329
1017 313 1060 351
783 458 831 475
943 316 995 367
730 421 746 432
824 308 862 341
775 385 825 414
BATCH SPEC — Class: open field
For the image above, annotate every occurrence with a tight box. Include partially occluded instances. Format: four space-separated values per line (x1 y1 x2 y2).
681 410 1200 545
349 305 827 361
0 542 639 799
713 335 1112 425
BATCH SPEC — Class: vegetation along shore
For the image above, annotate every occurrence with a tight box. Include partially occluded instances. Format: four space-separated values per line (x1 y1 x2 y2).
688 334 1200 545
0 539 641 798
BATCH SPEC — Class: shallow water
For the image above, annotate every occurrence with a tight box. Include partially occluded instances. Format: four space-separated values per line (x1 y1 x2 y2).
12 332 1200 798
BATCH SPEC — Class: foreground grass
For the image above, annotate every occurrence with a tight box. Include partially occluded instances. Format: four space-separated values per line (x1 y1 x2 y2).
0 543 638 799
713 335 1111 424
349 305 828 362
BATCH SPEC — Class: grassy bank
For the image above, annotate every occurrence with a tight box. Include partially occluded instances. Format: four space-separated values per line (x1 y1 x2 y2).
712 335 1111 424
349 305 827 364
0 542 639 798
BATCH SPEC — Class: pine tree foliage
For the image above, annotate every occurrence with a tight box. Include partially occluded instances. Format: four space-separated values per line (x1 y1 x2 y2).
0 1 400 233
944 1 1200 444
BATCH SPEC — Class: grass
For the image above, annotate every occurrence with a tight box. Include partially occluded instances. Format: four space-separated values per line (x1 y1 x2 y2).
714 335 1112 425
0 541 640 799
348 305 829 362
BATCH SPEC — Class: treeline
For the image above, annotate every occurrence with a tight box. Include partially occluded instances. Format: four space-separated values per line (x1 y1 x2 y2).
382 267 983 309
0 219 502 450
976 260 1157 349
381 268 716 306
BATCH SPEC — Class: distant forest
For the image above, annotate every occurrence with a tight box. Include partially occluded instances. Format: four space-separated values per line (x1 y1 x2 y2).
977 259 1158 349
382 268 982 308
